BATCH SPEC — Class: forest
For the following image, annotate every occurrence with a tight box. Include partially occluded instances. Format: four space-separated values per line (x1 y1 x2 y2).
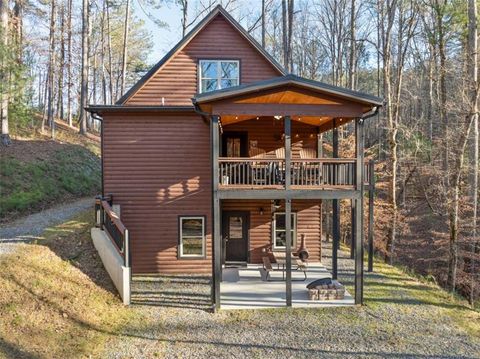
0 0 478 306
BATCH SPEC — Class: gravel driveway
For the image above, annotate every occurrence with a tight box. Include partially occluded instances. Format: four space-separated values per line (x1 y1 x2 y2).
0 197 93 254
105 243 480 359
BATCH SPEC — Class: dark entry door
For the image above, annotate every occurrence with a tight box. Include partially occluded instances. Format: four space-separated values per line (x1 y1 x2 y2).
222 211 249 262
222 132 248 157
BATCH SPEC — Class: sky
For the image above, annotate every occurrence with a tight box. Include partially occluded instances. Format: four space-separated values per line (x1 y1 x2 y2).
132 1 183 64
132 0 262 64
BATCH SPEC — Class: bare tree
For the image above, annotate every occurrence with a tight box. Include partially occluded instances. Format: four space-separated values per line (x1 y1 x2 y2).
120 0 131 97
79 0 88 134
0 0 11 146
66 0 73 126
46 0 56 139
348 0 356 90
468 0 478 308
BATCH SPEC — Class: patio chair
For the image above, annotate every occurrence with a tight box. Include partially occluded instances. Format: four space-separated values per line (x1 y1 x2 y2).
295 259 308 280
262 256 274 281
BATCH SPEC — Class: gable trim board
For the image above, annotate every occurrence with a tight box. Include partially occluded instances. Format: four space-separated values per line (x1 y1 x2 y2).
116 5 286 106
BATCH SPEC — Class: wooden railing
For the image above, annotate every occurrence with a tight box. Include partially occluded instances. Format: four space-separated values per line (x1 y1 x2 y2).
219 157 374 189
95 196 130 267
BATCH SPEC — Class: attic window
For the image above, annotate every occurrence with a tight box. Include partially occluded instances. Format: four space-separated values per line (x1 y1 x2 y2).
199 60 239 93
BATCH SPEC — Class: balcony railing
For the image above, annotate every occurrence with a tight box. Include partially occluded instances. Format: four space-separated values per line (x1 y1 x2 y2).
219 157 373 189
95 196 130 267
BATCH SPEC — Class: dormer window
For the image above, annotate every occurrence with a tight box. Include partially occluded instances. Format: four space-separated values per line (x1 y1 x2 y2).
199 60 239 93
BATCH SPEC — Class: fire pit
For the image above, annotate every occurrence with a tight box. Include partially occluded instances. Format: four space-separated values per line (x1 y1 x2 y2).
307 279 345 300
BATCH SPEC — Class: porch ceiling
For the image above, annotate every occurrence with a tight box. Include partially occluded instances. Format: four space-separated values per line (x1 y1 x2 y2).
193 74 382 131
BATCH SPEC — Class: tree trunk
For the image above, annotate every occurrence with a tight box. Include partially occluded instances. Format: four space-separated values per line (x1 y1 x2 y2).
282 0 288 70
47 0 56 139
181 0 188 38
468 0 478 306
79 0 88 135
120 0 130 97
67 0 73 126
261 0 266 48
348 0 356 90
57 1 65 121
106 0 114 104
0 0 11 146
287 0 294 72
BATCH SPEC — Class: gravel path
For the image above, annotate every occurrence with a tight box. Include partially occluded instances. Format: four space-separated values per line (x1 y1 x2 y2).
0 197 93 254
105 243 480 359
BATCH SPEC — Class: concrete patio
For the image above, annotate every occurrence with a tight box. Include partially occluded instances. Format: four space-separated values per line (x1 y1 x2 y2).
220 262 354 310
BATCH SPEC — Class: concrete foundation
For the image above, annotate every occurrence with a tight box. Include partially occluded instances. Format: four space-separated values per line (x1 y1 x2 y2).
91 228 131 305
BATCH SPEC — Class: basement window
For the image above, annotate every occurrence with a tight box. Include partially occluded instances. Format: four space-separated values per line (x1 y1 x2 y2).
199 60 239 93
179 216 206 258
272 212 297 250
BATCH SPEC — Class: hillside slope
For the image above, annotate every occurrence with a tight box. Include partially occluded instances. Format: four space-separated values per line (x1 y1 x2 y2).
0 119 101 223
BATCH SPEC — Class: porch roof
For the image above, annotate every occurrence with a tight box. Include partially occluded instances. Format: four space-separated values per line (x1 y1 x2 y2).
193 74 383 130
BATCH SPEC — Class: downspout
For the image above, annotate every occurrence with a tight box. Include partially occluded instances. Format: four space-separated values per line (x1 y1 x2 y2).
192 98 211 124
91 111 104 197
361 106 379 121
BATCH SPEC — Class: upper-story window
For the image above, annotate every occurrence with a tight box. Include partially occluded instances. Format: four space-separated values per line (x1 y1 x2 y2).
199 60 239 93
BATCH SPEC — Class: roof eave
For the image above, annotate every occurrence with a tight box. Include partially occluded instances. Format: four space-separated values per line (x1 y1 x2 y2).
85 105 195 115
194 75 383 107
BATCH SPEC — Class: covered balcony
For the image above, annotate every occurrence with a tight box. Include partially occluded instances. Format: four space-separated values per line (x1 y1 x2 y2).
193 74 382 310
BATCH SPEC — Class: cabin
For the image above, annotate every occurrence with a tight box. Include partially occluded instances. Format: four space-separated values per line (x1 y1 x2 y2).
87 6 382 310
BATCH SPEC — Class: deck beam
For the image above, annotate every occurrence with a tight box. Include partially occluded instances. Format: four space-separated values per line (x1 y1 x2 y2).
218 189 361 200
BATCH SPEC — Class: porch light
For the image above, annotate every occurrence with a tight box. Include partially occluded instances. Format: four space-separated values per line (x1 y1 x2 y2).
259 207 264 216
274 115 282 120
273 199 281 210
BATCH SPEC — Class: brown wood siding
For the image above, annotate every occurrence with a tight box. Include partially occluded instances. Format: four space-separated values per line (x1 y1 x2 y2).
125 15 282 106
222 118 318 158
221 200 322 264
102 112 212 274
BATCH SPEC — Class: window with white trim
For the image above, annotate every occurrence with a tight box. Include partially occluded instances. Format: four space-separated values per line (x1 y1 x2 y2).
179 216 205 258
199 60 239 93
272 212 297 250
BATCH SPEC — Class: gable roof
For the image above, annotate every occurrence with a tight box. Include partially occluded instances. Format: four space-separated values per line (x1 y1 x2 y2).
194 74 384 106
116 5 286 105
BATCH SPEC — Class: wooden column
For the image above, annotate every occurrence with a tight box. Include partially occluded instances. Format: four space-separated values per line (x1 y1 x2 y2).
354 118 365 305
317 128 323 158
284 115 292 307
211 115 221 311
332 119 340 279
368 159 375 272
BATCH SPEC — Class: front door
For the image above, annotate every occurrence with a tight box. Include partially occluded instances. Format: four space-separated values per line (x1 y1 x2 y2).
222 211 249 263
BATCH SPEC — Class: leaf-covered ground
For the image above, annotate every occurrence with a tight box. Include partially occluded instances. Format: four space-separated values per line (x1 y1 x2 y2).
0 120 100 222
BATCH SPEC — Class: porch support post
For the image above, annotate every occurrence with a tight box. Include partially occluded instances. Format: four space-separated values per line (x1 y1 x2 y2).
284 115 292 307
350 200 355 259
332 119 340 280
317 127 323 158
211 115 221 311
354 118 365 305
367 159 375 272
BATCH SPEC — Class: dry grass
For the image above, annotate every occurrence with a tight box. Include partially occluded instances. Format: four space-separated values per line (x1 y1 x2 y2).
0 210 133 358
